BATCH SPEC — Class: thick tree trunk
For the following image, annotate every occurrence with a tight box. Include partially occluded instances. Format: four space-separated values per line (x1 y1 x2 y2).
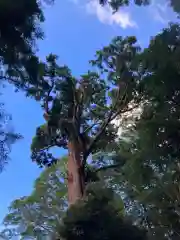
67 141 85 205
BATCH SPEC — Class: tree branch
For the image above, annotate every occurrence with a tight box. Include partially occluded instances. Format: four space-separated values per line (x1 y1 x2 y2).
95 163 121 173
0 75 27 89
83 84 128 163
34 137 66 153
83 121 101 134
44 79 55 113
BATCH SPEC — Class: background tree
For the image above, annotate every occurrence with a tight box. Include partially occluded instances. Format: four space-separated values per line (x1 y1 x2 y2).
99 0 180 14
0 102 21 172
0 0 54 171
111 23 180 239
99 0 149 11
0 0 53 70
1 157 67 239
0 0 55 102
0 0 42 88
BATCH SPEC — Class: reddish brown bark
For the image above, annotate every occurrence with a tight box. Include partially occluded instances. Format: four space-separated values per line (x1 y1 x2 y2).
67 141 85 205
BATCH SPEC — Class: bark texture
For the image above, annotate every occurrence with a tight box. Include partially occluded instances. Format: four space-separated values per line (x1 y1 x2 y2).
67 141 85 205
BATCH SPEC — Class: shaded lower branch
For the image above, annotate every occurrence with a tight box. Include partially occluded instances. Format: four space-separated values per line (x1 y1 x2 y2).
95 163 121 173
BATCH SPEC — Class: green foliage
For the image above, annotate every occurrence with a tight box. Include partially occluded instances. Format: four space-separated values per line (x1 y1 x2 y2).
1 156 125 239
112 23 180 239
0 0 54 172
99 0 149 12
2 158 67 239
170 0 180 13
59 185 146 240
0 0 43 72
0 0 55 97
99 0 180 14
0 103 22 172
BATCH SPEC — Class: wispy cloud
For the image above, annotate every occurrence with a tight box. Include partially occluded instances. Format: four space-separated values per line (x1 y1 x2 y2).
149 0 175 24
70 0 137 29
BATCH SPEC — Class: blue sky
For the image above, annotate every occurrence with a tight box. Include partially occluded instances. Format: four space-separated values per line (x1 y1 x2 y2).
0 0 178 225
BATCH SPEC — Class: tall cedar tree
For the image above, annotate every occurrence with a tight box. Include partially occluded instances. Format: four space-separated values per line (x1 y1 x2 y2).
27 37 141 204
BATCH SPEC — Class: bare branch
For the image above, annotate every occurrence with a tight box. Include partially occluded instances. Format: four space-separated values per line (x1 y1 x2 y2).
83 121 101 134
33 138 66 153
44 79 55 114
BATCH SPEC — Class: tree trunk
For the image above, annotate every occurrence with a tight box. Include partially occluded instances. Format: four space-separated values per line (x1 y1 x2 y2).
67 141 85 205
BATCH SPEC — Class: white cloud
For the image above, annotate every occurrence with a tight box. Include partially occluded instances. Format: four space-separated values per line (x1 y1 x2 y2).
70 0 137 29
85 1 137 29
